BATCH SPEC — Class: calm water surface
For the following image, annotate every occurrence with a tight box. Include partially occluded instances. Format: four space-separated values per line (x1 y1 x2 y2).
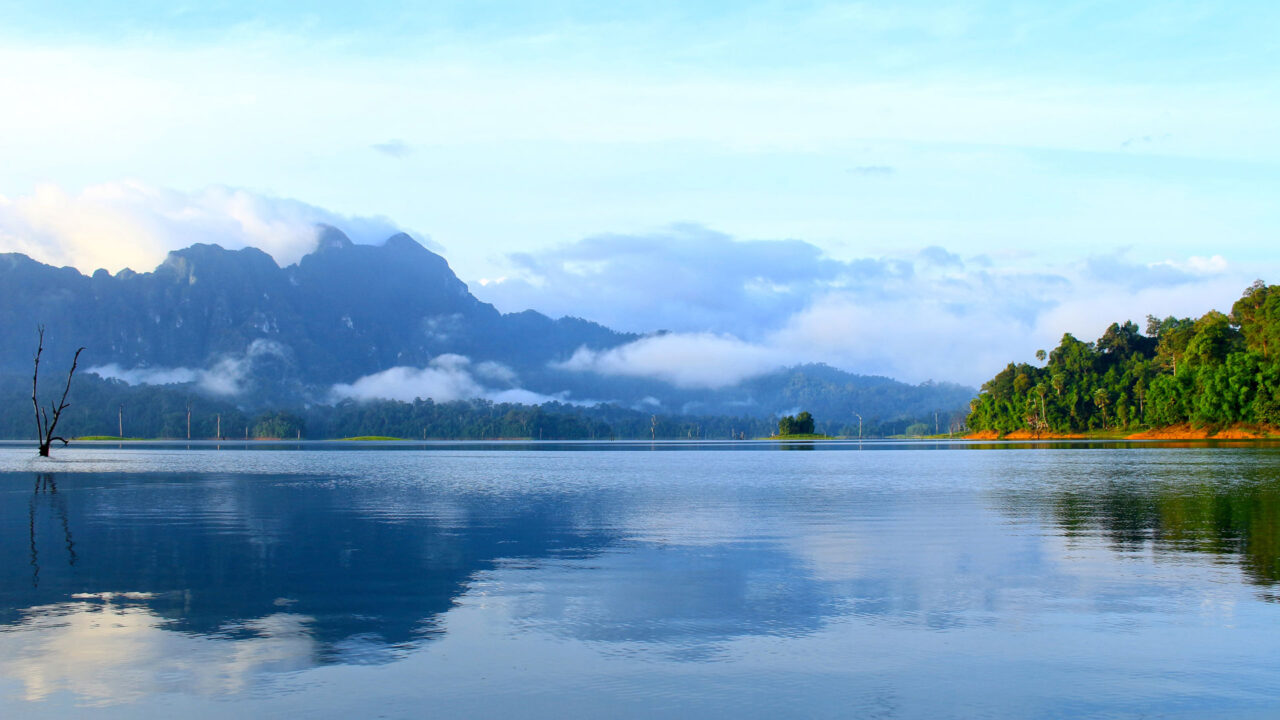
2 441 1279 718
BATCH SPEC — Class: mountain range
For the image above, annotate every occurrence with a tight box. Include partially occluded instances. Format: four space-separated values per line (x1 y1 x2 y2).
1 227 973 425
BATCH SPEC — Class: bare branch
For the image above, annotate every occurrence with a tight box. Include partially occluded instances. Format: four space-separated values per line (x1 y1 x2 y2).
32 326 84 457
32 325 44 446
44 346 84 447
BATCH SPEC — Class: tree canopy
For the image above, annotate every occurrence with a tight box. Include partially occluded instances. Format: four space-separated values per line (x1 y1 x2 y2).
777 411 815 436
967 281 1280 434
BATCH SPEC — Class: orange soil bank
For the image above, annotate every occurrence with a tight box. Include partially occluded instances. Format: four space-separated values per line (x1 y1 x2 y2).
962 429 1083 440
1125 423 1273 440
1002 430 1086 440
965 423 1278 441
964 430 1000 440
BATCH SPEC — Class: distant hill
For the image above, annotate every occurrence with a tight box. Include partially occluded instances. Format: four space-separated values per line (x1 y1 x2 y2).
1 227 973 426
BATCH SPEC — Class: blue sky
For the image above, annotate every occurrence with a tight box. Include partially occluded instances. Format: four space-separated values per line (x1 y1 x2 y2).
1 1 1277 385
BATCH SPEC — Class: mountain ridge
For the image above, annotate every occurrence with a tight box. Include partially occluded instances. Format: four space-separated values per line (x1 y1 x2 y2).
3 227 973 421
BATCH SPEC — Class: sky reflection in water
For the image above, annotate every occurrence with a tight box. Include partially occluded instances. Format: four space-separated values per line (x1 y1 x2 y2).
2 444 1280 718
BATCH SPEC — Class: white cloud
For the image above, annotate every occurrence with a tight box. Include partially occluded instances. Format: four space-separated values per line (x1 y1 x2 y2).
473 361 518 385
330 356 483 404
541 237 1263 387
552 299 1018 389
790 265 1258 386
0 181 412 274
1180 255 1230 274
88 363 200 387
488 388 569 406
476 225 856 337
555 333 787 389
329 355 571 405
1030 275 1253 350
89 339 291 396
767 291 1030 385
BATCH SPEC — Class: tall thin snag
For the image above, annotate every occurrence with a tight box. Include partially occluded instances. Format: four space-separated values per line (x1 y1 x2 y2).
32 326 84 457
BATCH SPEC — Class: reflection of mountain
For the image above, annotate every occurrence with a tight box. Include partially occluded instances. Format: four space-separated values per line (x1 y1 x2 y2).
0 471 623 661
997 454 1280 588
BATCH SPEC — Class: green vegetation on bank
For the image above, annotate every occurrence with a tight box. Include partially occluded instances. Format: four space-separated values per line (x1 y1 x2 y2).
771 411 834 438
968 281 1280 435
777 411 815 436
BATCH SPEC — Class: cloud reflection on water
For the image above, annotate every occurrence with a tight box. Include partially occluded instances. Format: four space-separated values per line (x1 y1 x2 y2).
0 601 316 705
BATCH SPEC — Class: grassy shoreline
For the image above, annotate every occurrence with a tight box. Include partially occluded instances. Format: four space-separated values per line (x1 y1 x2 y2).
767 433 834 440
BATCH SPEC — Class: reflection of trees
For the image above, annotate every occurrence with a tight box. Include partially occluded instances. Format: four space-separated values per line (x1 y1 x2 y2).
1152 480 1280 585
1032 464 1280 587
28 473 76 588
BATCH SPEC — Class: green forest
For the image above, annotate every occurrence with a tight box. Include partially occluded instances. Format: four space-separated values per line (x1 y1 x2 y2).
7 371 870 441
3 373 777 441
5 363 963 441
967 280 1280 435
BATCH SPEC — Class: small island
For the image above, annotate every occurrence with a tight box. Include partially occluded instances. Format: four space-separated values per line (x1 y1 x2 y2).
771 411 833 440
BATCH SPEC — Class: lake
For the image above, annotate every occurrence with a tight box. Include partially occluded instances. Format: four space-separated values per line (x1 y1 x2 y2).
2 440 1279 718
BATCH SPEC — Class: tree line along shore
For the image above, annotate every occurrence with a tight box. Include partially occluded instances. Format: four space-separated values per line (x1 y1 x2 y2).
965 280 1280 440
10 365 966 442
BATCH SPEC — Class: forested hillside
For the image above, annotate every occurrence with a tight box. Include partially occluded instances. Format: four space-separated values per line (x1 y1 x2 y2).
5 367 958 441
2 372 773 440
967 281 1280 435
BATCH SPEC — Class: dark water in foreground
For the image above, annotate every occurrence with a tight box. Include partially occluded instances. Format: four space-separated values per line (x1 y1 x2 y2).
2 441 1280 718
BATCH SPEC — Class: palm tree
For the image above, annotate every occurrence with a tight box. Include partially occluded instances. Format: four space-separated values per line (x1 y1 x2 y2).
1093 388 1111 428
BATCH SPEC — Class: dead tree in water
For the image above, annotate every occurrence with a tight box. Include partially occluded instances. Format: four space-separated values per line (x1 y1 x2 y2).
32 326 84 457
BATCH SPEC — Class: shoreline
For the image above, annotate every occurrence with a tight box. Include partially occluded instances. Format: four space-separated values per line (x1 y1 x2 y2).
964 423 1280 441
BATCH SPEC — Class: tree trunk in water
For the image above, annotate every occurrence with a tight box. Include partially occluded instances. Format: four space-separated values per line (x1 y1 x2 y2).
38 443 50 457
